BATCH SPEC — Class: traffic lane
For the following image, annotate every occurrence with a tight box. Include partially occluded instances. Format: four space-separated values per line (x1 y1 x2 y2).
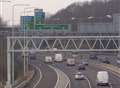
85 63 120 88
23 64 41 88
51 59 120 88
51 62 90 88
32 60 57 88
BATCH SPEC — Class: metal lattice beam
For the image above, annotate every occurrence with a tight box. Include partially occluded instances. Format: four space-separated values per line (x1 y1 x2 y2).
7 36 120 52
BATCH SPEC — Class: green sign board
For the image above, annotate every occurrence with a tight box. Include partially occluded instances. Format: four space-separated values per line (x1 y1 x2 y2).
35 24 70 30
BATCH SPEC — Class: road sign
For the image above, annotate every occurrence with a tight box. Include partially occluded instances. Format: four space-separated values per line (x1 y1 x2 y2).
35 24 70 30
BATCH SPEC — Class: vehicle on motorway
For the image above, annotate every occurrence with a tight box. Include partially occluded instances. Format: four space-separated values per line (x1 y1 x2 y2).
100 57 110 64
54 53 63 62
29 50 36 60
89 53 97 59
116 59 120 65
82 60 88 65
74 71 85 80
44 56 53 63
97 71 109 86
117 54 120 65
67 58 75 66
78 64 86 70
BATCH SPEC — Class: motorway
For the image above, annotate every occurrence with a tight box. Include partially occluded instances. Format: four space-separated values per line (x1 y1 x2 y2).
24 60 57 88
23 52 120 88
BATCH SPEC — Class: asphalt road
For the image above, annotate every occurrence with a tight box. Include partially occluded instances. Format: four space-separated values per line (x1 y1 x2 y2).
51 59 120 88
24 52 120 88
24 60 57 88
36 52 120 88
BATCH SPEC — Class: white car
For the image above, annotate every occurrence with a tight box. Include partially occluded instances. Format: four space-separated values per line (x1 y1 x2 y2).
74 72 85 80
67 58 75 66
45 56 53 63
54 54 63 62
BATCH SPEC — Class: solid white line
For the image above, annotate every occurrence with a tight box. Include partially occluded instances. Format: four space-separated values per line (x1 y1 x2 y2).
48 65 59 88
109 83 113 88
84 76 92 88
32 64 43 88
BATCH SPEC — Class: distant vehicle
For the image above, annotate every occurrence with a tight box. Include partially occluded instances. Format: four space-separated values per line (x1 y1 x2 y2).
44 56 53 63
82 60 88 65
54 54 63 62
29 49 36 60
89 54 97 59
97 71 109 86
67 58 75 66
116 59 120 65
100 57 110 64
78 64 86 70
74 71 85 80
117 55 120 65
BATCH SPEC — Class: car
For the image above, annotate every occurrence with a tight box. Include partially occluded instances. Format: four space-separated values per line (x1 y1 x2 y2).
67 58 75 66
74 71 85 80
82 61 88 65
44 56 53 63
78 64 86 70
101 57 110 64
117 59 120 65
102 60 110 64
97 71 109 86
54 53 63 62
89 54 97 59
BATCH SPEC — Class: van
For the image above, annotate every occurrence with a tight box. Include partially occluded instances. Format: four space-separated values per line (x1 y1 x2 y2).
97 71 109 86
54 54 63 62
67 58 75 66
44 56 53 63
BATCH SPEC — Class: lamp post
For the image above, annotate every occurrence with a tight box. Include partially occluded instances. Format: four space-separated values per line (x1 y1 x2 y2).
22 7 36 76
9 4 29 87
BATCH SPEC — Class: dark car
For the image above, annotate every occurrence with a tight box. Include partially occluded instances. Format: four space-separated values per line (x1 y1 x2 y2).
90 54 97 59
100 57 110 64
101 59 110 64
78 64 86 70
82 61 88 66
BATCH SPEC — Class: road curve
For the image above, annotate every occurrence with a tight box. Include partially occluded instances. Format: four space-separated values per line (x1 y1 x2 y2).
24 60 57 88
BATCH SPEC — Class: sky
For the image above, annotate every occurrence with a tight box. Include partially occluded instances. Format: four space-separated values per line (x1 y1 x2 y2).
0 0 92 25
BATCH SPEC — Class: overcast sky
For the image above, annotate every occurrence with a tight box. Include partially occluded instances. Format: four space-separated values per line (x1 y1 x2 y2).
1 0 92 25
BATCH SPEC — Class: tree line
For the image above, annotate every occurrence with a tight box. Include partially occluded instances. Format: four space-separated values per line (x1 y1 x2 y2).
46 0 120 24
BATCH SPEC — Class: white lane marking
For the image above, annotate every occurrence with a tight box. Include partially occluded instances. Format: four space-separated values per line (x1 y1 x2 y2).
48 65 59 88
84 76 92 88
109 83 113 88
48 65 71 88
32 64 43 88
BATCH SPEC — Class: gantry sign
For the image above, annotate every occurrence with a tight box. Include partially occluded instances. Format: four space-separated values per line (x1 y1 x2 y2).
7 36 120 52
6 36 120 88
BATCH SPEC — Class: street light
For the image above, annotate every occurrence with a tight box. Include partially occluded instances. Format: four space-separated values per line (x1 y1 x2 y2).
22 7 36 77
12 4 30 34
10 3 29 87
